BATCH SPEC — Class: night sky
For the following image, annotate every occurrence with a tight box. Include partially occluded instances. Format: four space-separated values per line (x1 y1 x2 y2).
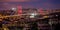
0 0 60 10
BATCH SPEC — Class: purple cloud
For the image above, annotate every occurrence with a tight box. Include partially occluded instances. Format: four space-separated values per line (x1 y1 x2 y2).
0 0 40 2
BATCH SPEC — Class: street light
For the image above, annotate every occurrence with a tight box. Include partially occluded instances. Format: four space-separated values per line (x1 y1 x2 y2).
30 13 37 18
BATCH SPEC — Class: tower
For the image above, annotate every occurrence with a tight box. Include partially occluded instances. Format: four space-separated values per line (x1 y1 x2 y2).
17 5 22 15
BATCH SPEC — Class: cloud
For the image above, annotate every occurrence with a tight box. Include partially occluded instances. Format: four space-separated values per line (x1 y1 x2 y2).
0 0 32 2
0 0 40 2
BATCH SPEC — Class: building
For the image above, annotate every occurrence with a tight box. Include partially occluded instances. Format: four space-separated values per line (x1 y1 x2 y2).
38 9 60 15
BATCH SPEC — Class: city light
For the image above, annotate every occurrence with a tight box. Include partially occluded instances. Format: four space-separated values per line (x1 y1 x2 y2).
31 13 35 16
0 0 60 30
31 13 37 16
30 15 35 18
30 13 37 18
56 15 58 16
11 8 16 11
43 16 49 18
